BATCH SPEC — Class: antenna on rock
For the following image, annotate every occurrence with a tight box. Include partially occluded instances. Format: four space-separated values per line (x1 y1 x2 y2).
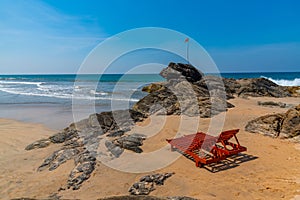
184 38 190 64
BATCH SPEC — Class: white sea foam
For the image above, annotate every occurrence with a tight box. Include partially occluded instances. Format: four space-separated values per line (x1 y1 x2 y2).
0 80 43 86
89 89 107 95
263 77 300 86
0 80 140 102
0 85 139 102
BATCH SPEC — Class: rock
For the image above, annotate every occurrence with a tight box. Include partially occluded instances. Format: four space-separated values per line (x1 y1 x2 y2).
25 138 51 150
235 78 291 98
105 140 124 158
286 86 300 97
106 128 130 137
49 129 78 143
245 104 300 141
134 77 232 118
38 148 80 171
98 196 197 200
257 101 287 108
139 172 175 185
142 83 165 93
245 114 284 137
280 105 300 139
129 182 155 195
129 173 174 195
160 62 203 83
113 134 146 153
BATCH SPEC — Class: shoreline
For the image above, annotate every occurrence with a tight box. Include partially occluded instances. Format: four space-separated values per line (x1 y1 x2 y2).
1 96 300 199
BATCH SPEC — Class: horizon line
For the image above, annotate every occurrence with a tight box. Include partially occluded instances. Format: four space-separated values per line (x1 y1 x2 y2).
0 71 300 75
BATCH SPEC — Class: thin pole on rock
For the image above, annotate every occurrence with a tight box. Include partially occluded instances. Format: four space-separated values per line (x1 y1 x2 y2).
185 38 190 64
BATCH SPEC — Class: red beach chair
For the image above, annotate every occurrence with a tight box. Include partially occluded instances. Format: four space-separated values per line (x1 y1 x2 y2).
166 129 247 167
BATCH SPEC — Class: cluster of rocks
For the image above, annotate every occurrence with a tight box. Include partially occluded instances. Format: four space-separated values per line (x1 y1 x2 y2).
135 62 298 118
223 77 294 98
245 104 300 141
25 109 147 190
134 63 233 118
129 173 175 195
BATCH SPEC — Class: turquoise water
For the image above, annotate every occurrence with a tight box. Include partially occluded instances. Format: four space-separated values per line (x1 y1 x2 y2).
0 72 299 108
0 72 298 129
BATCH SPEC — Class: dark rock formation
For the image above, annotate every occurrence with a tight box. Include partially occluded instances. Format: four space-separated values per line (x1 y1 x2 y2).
222 77 292 98
257 101 287 108
245 104 300 141
113 134 146 153
25 138 51 150
136 64 233 118
160 62 203 83
129 173 175 195
25 109 146 190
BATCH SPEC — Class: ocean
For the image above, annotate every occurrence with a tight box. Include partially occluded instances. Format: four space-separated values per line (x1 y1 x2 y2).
0 72 299 129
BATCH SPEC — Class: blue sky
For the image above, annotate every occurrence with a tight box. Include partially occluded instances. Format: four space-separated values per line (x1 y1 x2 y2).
0 0 299 73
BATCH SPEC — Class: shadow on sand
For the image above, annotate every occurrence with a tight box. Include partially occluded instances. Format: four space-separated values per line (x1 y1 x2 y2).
180 152 258 173
203 153 258 173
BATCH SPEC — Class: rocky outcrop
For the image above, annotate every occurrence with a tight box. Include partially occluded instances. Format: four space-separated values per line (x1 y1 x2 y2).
245 105 300 141
223 78 292 98
134 63 233 118
129 173 175 195
25 109 146 190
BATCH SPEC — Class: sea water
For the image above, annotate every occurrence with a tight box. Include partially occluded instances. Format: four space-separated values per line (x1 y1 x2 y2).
0 72 298 129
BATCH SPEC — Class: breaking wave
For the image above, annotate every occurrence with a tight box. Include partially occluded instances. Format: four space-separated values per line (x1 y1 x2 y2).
263 77 300 86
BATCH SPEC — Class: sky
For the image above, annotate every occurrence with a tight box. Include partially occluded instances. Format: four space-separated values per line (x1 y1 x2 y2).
0 0 299 74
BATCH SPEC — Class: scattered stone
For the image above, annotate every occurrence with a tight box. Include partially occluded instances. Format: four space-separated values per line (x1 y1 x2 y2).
245 104 300 141
257 101 287 108
113 134 146 153
25 138 51 150
129 173 175 195
139 172 175 185
129 182 155 195
98 196 197 200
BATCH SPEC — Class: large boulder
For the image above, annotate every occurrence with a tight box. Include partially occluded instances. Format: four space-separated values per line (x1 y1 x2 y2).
245 105 300 141
160 62 204 83
235 78 291 98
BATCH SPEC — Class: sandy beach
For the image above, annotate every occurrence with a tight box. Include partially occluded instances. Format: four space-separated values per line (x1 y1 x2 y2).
1 96 299 200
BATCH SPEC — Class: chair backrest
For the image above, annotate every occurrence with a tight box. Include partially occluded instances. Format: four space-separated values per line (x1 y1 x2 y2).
218 129 239 142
